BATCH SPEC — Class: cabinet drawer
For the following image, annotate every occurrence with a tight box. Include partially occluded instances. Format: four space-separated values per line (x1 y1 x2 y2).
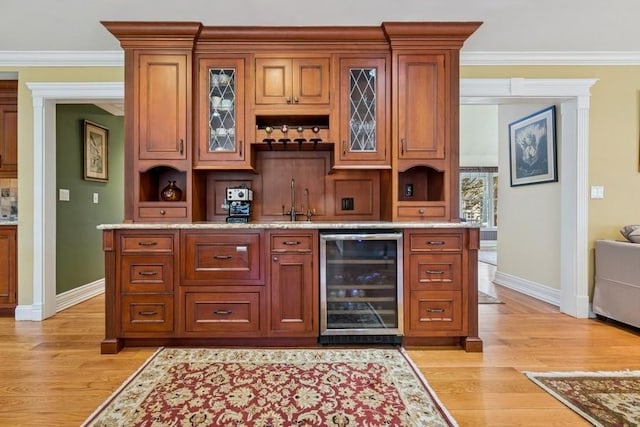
409 291 464 333
183 232 261 283
408 232 463 252
121 234 175 253
270 233 314 252
185 292 261 334
397 205 446 220
121 295 174 334
409 254 461 291
138 206 187 220
121 255 174 293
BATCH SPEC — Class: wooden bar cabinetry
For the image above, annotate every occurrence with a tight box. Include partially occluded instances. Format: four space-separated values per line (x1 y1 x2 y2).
100 21 483 353
0 81 17 178
0 225 17 314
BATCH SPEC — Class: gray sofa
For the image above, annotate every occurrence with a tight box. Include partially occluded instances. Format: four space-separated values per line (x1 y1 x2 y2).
593 239 640 328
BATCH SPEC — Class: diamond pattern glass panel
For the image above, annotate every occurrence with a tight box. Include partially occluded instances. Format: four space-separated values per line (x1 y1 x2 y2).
208 68 236 152
348 68 376 152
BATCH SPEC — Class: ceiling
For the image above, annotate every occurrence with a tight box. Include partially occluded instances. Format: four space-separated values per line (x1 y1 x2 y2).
1 0 640 53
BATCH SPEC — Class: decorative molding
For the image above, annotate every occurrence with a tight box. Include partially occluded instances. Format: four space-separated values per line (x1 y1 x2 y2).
56 279 105 313
25 82 124 321
461 51 640 66
14 280 105 320
0 51 123 67
494 270 560 307
2 50 640 67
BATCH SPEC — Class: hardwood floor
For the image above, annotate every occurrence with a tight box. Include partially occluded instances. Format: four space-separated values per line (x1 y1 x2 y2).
1 262 639 426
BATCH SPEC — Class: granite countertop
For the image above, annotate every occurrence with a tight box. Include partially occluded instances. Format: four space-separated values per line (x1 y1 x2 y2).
98 221 480 230
0 220 18 226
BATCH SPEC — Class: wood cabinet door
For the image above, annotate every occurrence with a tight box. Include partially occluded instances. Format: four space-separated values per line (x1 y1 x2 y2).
269 253 316 336
255 57 330 105
195 57 249 165
335 57 388 166
137 53 189 161
292 58 330 105
0 103 17 176
0 227 16 306
397 54 446 160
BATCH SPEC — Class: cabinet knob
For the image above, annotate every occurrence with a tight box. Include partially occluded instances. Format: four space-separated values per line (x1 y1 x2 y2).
138 241 158 246
286 97 291 104
400 138 406 155
179 139 184 155
214 310 232 315
214 255 232 260
293 96 299 103
272 256 278 262
342 140 347 156
418 208 425 214
159 209 166 215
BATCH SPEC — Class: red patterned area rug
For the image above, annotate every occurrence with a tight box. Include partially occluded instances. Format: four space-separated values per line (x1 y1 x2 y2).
525 370 640 427
84 347 457 427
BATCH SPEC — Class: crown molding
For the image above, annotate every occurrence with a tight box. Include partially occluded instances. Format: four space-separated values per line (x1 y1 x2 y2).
461 51 640 66
0 51 124 67
2 50 640 67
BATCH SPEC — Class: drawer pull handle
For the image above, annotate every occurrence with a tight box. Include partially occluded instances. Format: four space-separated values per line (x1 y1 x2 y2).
426 270 444 275
138 310 158 316
427 241 445 246
214 310 232 315
138 271 158 276
138 241 158 246
214 255 232 260
283 241 301 246
426 308 445 313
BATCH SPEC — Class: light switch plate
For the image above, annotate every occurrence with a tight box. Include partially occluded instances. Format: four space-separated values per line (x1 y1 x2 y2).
590 186 604 199
93 193 99 204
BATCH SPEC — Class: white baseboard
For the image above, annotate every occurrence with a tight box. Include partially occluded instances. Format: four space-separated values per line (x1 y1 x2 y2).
14 278 105 321
56 278 105 313
493 270 560 307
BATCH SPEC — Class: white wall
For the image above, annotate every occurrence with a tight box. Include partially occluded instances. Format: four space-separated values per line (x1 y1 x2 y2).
460 105 498 167
497 103 561 291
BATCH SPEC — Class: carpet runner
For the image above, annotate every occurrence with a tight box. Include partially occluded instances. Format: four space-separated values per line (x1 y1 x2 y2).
525 370 640 426
84 347 457 427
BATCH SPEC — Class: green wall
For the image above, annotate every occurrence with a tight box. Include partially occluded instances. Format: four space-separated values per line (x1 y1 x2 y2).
56 104 124 294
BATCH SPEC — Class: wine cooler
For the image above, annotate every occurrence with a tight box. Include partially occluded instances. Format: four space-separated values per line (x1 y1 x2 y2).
319 231 403 344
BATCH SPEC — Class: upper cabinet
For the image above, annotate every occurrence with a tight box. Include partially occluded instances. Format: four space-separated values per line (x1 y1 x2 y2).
195 56 251 168
136 52 190 162
334 56 388 168
255 56 330 108
102 21 481 223
384 22 482 222
102 21 201 222
0 81 17 178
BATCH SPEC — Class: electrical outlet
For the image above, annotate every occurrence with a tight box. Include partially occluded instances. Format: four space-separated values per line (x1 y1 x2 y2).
341 197 354 211
404 184 414 197
59 189 70 201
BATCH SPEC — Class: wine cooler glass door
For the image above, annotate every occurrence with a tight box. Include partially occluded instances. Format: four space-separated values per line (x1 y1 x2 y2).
320 232 403 336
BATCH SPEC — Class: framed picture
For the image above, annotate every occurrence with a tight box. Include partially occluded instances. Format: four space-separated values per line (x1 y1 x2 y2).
83 120 109 182
508 106 557 187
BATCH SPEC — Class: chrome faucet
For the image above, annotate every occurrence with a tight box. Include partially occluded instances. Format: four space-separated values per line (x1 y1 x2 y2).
282 178 303 221
304 188 315 222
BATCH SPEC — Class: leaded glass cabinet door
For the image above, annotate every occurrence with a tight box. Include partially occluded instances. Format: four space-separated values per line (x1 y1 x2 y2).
336 57 388 167
196 57 248 165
